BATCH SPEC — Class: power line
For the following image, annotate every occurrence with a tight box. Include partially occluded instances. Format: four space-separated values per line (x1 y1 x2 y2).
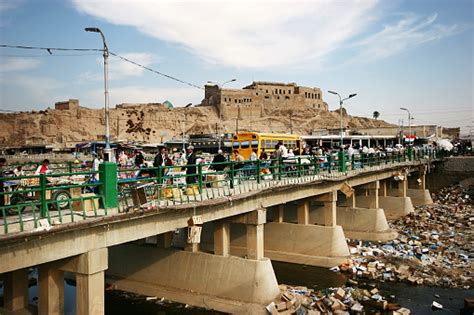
1 44 204 90
0 53 102 57
109 52 204 90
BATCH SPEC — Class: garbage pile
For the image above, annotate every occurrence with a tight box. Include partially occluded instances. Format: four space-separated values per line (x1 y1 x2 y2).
267 284 411 314
335 184 473 289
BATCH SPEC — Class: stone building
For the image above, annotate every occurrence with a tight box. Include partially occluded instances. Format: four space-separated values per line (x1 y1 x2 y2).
202 81 328 121
54 99 79 111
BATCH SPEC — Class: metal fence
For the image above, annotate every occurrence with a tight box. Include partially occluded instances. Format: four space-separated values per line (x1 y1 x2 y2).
1 148 443 236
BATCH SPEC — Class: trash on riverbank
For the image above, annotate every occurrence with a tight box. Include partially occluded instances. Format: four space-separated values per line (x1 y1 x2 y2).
267 284 411 314
334 184 473 289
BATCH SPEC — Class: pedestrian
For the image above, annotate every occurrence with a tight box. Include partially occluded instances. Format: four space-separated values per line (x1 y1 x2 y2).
35 159 51 175
259 148 268 160
185 145 197 184
210 149 226 172
91 153 100 180
153 146 167 179
134 150 145 167
118 151 128 168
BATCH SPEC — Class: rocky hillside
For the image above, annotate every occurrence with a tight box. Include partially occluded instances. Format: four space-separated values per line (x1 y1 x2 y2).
0 103 393 148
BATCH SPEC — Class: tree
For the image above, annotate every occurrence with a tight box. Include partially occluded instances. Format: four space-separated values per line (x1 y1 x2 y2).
373 111 380 120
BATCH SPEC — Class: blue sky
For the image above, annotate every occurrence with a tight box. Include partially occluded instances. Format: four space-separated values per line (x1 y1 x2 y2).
0 0 472 135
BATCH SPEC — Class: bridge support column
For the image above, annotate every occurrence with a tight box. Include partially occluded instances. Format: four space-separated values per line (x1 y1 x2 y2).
274 204 284 223
247 224 264 260
156 231 173 248
297 200 310 225
214 221 230 257
3 268 28 312
51 248 107 315
365 180 380 209
314 192 337 227
38 265 64 315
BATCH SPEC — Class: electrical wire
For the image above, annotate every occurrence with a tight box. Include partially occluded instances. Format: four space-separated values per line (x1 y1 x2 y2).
0 44 204 90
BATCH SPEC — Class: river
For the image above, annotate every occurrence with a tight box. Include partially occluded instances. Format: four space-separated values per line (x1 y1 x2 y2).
3 262 470 314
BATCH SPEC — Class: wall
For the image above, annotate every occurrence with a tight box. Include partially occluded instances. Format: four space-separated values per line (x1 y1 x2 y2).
427 156 474 191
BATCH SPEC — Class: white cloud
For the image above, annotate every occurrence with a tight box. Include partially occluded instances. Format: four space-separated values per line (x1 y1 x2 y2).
351 13 462 61
0 57 41 72
72 0 378 68
82 85 203 108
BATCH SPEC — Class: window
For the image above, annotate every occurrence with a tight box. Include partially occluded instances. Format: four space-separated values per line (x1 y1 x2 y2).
264 95 270 99
266 89 268 93
279 89 282 94
275 89 278 94
285 96 290 99
305 92 308 98
235 99 237 103
232 142 240 149
241 141 250 149
251 140 258 147
288 90 291 94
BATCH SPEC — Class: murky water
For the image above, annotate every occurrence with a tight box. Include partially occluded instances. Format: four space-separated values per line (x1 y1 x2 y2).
1 263 472 314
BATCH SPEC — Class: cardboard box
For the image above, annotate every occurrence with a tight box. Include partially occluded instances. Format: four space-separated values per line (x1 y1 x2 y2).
72 193 99 212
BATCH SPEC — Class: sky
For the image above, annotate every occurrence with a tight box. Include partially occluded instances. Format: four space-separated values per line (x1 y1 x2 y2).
0 0 472 135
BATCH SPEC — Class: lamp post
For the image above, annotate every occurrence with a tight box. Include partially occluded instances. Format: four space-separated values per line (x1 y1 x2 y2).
208 79 237 150
400 107 413 159
400 107 412 146
327 91 357 149
85 27 112 161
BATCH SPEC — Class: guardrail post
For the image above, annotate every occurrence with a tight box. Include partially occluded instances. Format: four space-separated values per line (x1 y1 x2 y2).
68 161 73 173
256 159 261 183
198 164 203 193
338 151 347 173
313 156 319 175
351 154 355 169
327 154 332 173
360 153 364 169
278 158 282 180
99 162 118 209
230 161 235 189
40 174 47 218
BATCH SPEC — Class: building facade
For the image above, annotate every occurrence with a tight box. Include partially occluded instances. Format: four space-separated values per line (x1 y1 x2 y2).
203 81 328 121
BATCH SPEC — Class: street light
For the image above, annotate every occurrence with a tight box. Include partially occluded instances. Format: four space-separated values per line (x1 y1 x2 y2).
328 91 357 148
400 107 412 147
85 27 112 161
208 79 237 150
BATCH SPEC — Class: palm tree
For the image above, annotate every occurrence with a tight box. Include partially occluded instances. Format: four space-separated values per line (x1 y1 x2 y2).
373 111 380 120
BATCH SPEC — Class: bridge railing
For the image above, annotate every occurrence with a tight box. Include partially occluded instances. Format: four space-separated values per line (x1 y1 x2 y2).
1 148 442 236
0 170 103 234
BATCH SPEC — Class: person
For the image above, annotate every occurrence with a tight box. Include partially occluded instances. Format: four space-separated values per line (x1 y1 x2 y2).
210 149 226 172
184 145 197 184
250 149 257 161
91 153 101 180
13 166 25 177
134 151 145 167
35 159 50 175
153 147 167 179
0 158 6 208
118 151 128 168
259 148 268 160
278 141 288 159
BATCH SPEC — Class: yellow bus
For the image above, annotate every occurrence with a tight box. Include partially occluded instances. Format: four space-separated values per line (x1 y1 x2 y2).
231 132 303 160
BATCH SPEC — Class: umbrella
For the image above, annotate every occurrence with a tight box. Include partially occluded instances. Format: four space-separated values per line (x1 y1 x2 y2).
437 139 453 151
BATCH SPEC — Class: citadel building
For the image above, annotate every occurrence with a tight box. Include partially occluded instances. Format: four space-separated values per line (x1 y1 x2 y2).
202 81 328 121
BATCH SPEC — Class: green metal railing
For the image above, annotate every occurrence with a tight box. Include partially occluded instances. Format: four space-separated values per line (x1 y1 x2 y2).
0 148 442 235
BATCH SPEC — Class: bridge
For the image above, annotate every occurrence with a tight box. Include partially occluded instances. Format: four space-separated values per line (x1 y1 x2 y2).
0 150 438 315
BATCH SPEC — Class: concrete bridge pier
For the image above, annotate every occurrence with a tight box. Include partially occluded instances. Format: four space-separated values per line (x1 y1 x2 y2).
2 268 29 314
107 210 279 315
261 193 350 267
335 181 398 241
388 168 433 207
